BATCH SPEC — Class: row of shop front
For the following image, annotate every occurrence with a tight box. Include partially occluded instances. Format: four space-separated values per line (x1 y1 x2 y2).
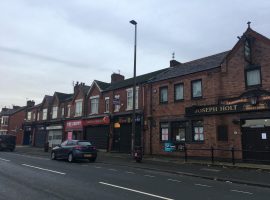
23 114 142 153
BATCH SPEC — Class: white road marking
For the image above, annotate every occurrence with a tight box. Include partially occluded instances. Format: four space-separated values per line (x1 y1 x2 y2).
231 190 253 195
125 171 135 174
167 179 182 183
0 157 10 162
21 164 66 175
94 166 101 169
195 183 212 188
108 168 117 171
200 168 220 172
99 182 174 200
144 174 155 178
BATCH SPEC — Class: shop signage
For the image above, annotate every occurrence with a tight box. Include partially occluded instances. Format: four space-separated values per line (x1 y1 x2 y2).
118 116 141 124
164 142 176 152
84 116 110 126
65 120 83 131
186 102 270 116
47 125 63 130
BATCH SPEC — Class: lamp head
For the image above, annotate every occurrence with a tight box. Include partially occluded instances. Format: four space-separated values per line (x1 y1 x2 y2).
130 20 137 25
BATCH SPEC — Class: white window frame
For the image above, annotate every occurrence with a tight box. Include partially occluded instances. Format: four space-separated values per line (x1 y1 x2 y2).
61 107 65 117
1 116 8 125
52 106 58 119
27 112 31 121
105 97 110 113
90 96 99 114
67 105 71 117
114 95 120 112
126 87 139 111
75 99 83 117
42 108 47 120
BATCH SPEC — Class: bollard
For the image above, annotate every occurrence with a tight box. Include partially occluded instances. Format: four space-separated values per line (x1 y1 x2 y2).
231 147 235 165
211 146 214 164
184 146 188 162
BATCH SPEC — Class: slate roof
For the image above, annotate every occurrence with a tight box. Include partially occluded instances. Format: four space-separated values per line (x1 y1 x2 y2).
55 92 73 102
103 68 168 91
95 80 110 91
82 85 90 94
150 51 229 83
0 106 26 116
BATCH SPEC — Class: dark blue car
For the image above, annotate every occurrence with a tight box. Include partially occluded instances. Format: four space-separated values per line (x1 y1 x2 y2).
51 140 97 162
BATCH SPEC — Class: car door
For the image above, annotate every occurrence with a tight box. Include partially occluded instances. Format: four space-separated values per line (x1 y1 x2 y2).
62 140 75 159
56 140 68 158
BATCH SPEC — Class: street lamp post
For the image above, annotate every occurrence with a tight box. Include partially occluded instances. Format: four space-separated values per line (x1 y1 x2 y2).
130 20 137 155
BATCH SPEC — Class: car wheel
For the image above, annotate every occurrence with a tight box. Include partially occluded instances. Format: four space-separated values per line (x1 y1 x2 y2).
51 152 56 160
89 157 97 162
68 153 73 163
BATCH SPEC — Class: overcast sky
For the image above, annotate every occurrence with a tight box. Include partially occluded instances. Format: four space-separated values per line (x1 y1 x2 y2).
0 0 270 109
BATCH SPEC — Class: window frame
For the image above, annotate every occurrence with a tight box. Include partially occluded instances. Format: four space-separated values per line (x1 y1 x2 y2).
160 122 169 142
174 83 184 102
90 97 99 114
105 97 110 113
42 108 48 120
245 65 262 88
192 120 204 142
159 86 168 104
75 99 83 117
191 79 202 99
52 106 58 119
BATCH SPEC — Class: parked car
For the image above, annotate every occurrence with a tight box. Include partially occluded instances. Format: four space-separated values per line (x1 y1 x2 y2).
51 140 97 162
0 135 16 151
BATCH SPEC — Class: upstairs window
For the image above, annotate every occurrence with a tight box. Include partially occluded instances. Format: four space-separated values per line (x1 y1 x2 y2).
1 116 8 125
160 86 168 104
33 112 36 121
114 95 120 112
126 88 138 110
174 83 184 101
192 80 202 98
245 66 261 87
52 106 58 119
75 100 83 116
67 105 71 117
61 107 65 117
42 109 47 120
27 112 31 120
105 97 110 113
90 96 99 114
37 112 40 121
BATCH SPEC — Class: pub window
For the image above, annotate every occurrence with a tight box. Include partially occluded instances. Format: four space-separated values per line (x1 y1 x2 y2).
192 120 204 142
160 122 169 142
245 67 261 87
191 79 202 99
172 122 186 142
217 125 228 141
174 83 184 101
160 86 168 104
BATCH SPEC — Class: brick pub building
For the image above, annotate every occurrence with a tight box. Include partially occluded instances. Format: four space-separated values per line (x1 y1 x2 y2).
145 25 270 162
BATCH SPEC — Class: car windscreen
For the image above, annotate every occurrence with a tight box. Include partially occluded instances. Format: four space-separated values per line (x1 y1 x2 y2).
78 141 91 146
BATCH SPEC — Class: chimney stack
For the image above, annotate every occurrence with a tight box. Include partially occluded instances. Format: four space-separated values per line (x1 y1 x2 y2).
111 73 125 83
26 100 35 107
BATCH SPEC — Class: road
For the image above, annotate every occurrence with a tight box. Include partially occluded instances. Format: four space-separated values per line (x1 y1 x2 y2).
0 151 270 200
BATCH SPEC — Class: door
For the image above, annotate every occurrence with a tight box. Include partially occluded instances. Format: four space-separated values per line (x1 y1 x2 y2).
34 130 47 147
85 126 109 149
112 123 141 153
23 131 31 145
242 127 270 162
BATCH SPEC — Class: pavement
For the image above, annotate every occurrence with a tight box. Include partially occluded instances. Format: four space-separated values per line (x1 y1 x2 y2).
12 145 270 188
